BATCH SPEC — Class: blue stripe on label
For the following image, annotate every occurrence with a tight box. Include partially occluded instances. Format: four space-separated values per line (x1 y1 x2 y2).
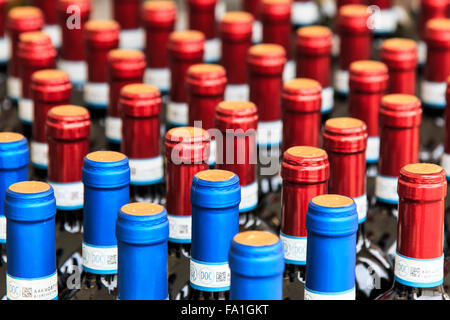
366 158 379 164
83 242 117 249
280 233 306 240
423 102 446 109
191 258 228 266
20 119 32 125
284 258 306 265
32 162 48 170
190 282 229 292
394 276 444 288
396 252 443 262
86 102 107 109
239 204 258 213
257 142 282 147
168 238 191 244
106 137 121 144
305 287 355 296
358 216 367 224
0 239 5 243
7 271 57 281
130 177 163 186
376 197 398 205
82 266 117 275
167 121 187 127
57 204 83 210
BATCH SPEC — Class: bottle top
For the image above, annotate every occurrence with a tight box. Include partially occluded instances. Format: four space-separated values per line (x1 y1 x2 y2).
117 202 169 245
191 169 241 208
282 78 322 112
84 20 120 44
349 60 389 91
168 30 205 54
186 64 227 94
31 69 72 102
425 18 450 47
380 94 422 128
261 0 292 20
5 181 56 222
380 38 418 69
323 117 368 153
306 194 358 237
215 101 258 131
108 49 146 78
17 31 56 63
247 43 286 71
86 151 126 163
165 126 210 163
281 146 329 184
46 105 91 140
233 230 279 246
7 6 44 33
0 132 28 170
120 83 161 118
398 163 447 202
220 12 253 39
187 0 217 8
296 25 332 53
337 4 370 33
142 0 177 27
57 0 91 13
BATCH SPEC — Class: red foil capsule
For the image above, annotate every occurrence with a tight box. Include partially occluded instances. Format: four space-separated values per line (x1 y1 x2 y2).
141 0 177 93
380 38 418 95
296 26 333 114
419 0 448 41
215 101 259 212
422 18 450 109
442 76 450 177
83 20 120 108
17 31 57 125
243 0 261 18
120 84 163 186
281 78 322 152
335 4 371 95
6 6 44 99
337 0 366 10
280 146 329 264
348 60 388 163
396 164 446 284
323 117 368 222
113 0 143 50
106 49 146 144
31 69 72 169
165 126 210 243
376 94 422 204
47 105 90 210
261 0 292 59
188 0 219 62
167 30 205 127
57 0 90 85
32 0 61 48
247 43 286 146
220 11 253 99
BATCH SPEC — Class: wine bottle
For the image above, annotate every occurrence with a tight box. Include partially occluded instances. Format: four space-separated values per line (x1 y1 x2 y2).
380 38 418 95
421 18 450 110
164 126 209 299
167 30 204 129
229 231 284 300
304 194 358 300
348 60 388 166
188 169 240 300
441 78 450 179
368 0 398 37
0 132 29 299
61 151 129 300
32 0 61 49
120 84 164 203
47 105 90 234
83 20 119 118
242 0 263 44
116 202 169 300
142 0 176 95
323 117 394 300
187 0 220 64
247 44 286 195
0 0 8 70
220 11 252 102
377 163 449 300
6 6 44 103
5 181 58 300
215 101 274 232
291 0 321 28
296 25 333 115
370 95 422 260
112 0 144 50
30 70 72 181
334 4 371 96
56 0 90 87
17 31 56 138
105 49 146 151
187 63 227 167
281 78 322 152
417 0 448 66
280 146 329 300
260 0 294 82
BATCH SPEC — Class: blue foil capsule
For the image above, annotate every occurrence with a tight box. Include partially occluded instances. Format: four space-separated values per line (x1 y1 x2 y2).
190 169 240 292
0 132 29 243
82 151 130 275
229 231 284 300
116 202 169 300
5 181 57 300
304 194 358 300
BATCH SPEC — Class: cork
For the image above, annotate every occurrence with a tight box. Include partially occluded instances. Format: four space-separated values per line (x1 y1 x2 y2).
49 105 89 117
287 146 326 158
403 163 443 175
196 169 235 181
86 151 126 163
122 202 164 216
234 231 279 247
9 181 50 194
326 117 364 129
312 194 354 207
0 132 24 143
